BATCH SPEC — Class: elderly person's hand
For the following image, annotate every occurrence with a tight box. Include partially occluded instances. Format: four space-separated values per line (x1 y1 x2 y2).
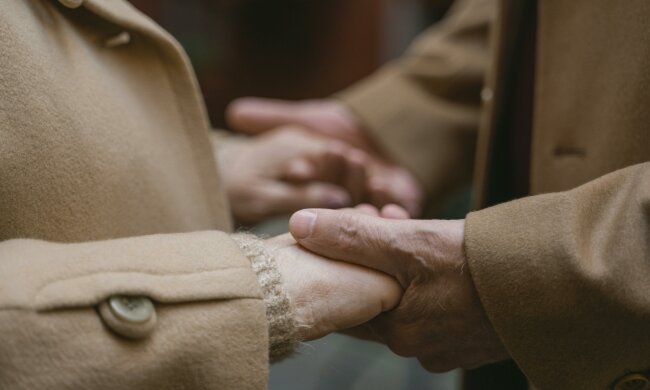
226 98 423 216
218 127 370 225
287 208 510 372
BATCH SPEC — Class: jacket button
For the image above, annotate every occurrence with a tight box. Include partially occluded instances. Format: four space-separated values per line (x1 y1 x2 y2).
614 373 650 390
98 296 157 340
109 296 154 323
59 0 84 9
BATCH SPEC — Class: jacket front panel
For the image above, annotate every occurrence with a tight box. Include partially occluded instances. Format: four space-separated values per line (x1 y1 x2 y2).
530 0 650 194
0 0 231 243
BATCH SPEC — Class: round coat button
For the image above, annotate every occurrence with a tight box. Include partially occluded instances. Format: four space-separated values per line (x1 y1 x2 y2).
59 0 84 9
98 296 157 340
614 373 650 390
109 296 154 323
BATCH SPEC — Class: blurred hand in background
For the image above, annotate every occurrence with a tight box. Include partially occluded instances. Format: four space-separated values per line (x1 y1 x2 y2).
227 97 424 217
220 126 374 225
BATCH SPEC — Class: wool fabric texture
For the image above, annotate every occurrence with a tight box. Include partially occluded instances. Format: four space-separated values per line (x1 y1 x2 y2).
232 234 299 361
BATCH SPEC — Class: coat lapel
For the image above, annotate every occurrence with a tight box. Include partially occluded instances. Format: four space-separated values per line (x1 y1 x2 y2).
472 0 528 209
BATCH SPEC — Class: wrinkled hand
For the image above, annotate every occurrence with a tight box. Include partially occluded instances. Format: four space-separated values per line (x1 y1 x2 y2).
227 98 423 216
267 230 402 341
220 127 371 225
287 208 510 371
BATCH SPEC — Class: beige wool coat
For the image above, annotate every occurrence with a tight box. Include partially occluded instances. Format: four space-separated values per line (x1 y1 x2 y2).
4 0 650 389
341 0 650 389
0 0 272 388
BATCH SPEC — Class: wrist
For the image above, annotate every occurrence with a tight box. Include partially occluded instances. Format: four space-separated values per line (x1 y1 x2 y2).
231 234 299 362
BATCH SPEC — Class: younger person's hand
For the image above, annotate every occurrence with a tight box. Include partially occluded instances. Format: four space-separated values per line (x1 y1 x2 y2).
219 127 369 225
227 98 423 216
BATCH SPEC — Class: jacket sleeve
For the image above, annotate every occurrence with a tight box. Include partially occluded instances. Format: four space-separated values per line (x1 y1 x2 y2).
0 231 274 390
337 0 496 203
464 162 650 390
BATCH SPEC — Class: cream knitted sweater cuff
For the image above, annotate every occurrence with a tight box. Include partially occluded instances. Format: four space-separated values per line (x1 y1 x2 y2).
231 234 299 362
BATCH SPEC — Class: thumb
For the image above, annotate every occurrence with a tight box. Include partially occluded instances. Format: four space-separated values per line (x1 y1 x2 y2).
226 97 306 135
289 209 402 276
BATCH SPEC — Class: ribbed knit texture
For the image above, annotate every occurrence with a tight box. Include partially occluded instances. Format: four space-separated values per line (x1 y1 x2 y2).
231 234 299 361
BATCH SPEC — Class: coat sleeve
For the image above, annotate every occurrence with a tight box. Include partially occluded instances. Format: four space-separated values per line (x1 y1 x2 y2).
337 0 496 203
0 231 271 390
464 162 650 390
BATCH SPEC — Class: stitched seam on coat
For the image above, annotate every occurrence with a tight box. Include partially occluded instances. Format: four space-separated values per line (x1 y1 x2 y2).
32 266 252 296
0 267 254 311
35 266 252 285
0 297 263 312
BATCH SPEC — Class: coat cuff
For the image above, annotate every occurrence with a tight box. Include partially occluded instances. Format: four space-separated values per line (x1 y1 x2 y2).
232 234 298 362
464 164 650 390
464 195 562 386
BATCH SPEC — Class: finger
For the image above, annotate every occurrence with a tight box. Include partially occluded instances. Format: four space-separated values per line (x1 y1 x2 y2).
226 97 305 135
381 204 410 220
265 183 351 217
342 149 369 205
282 141 369 196
382 168 423 217
280 138 347 184
289 208 402 276
367 165 423 217
283 158 316 182
367 175 392 209
317 141 348 184
354 204 380 216
336 204 380 216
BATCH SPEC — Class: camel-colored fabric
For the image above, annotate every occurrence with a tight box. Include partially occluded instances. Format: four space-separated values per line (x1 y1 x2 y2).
341 0 650 388
467 1 650 388
232 234 299 362
466 162 650 390
0 0 270 388
338 0 495 206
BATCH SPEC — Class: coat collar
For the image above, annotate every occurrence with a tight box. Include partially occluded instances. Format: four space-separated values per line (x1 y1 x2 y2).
54 0 174 47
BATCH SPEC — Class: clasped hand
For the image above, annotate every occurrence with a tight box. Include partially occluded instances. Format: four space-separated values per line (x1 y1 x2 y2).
222 97 508 371
221 98 423 225
277 206 510 373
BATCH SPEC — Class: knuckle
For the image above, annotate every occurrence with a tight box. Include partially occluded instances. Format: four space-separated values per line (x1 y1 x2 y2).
347 149 367 165
326 139 347 153
384 329 419 357
336 214 364 248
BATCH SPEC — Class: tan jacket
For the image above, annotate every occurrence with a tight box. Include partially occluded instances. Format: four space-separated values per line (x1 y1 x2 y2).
0 0 272 388
341 0 650 389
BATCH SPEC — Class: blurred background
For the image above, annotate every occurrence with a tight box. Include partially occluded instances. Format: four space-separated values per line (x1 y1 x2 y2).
131 0 452 127
130 1 460 389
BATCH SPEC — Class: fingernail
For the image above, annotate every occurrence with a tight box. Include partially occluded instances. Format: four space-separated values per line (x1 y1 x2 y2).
290 211 317 239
